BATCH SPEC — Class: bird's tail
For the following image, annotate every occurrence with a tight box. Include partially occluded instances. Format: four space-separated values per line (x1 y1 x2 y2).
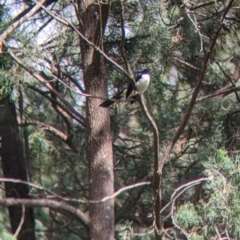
99 89 126 107
99 99 115 108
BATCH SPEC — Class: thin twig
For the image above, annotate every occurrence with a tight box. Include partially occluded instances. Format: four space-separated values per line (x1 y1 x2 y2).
196 87 240 102
13 205 25 238
51 72 91 97
216 62 240 102
214 225 222 239
90 181 151 203
173 57 201 71
185 9 205 52
225 228 231 240
186 1 222 11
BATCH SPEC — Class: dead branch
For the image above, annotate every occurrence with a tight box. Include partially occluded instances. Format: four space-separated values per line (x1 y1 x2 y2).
90 181 151 203
196 87 240 102
19 120 68 141
0 198 90 226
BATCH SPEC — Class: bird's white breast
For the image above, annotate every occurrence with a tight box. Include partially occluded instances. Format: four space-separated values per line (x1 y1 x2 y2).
135 74 150 94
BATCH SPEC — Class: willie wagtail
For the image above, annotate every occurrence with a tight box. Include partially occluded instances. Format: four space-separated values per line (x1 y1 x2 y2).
99 69 151 107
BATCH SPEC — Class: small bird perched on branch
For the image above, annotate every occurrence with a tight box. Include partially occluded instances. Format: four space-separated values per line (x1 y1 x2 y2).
99 69 151 108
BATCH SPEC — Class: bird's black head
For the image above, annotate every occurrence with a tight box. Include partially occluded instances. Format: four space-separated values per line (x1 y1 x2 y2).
134 68 151 82
142 69 150 74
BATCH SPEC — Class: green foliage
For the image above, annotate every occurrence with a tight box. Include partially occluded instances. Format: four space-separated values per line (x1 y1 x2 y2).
0 71 15 100
0 54 19 102
0 207 11 240
175 203 201 229
0 232 16 240
116 221 133 240
191 233 204 240
172 149 240 238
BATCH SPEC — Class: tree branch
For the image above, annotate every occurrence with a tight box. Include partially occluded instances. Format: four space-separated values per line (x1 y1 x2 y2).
173 57 201 71
196 87 240 102
186 1 222 11
19 120 68 141
0 198 90 226
216 62 240 102
138 94 161 236
13 205 25 239
90 180 151 203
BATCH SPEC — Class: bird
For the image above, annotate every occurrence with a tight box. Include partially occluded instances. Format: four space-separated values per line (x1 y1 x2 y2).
99 69 151 108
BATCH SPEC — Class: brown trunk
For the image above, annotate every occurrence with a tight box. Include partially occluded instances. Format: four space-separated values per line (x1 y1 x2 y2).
77 1 114 239
0 99 35 240
85 64 115 239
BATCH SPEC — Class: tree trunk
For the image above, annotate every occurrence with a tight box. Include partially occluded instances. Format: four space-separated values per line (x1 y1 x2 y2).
78 1 114 239
0 99 35 240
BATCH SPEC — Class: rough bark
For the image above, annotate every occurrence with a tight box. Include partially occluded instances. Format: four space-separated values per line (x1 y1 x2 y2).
77 1 114 239
0 99 35 240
